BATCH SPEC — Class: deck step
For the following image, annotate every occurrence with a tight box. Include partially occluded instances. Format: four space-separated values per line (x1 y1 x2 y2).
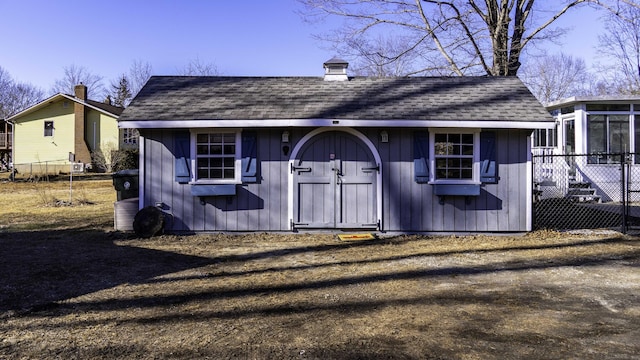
568 194 601 203
569 181 592 189
567 188 597 196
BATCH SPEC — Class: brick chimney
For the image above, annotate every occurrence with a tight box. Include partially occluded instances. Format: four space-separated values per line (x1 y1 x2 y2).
74 83 87 100
73 83 92 164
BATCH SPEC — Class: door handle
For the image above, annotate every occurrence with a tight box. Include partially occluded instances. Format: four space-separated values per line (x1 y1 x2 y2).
332 168 343 176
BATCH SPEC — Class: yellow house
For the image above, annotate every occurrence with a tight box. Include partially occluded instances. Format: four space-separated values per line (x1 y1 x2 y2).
8 84 129 175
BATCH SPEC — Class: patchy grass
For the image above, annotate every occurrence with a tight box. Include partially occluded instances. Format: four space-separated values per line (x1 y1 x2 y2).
0 179 115 231
0 180 639 359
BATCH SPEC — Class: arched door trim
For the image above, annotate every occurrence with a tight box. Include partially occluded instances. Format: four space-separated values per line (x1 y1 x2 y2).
287 127 382 230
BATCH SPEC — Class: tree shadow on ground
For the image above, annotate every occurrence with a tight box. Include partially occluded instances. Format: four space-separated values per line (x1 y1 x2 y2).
0 229 213 313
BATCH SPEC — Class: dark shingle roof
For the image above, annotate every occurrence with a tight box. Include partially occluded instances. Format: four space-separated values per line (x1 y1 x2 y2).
86 99 124 116
120 76 551 122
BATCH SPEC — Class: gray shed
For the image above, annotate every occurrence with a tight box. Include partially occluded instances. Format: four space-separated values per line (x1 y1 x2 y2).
119 60 553 233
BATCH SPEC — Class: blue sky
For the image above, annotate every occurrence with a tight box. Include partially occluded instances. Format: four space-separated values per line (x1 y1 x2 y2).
0 0 604 94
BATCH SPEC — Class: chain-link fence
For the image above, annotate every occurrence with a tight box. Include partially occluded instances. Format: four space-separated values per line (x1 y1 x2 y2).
11 160 83 180
533 152 640 233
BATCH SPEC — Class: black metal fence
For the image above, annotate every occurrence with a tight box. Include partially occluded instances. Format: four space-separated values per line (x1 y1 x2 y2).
533 152 640 233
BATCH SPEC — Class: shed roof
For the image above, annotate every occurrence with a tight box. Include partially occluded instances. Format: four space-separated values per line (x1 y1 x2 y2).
119 75 553 128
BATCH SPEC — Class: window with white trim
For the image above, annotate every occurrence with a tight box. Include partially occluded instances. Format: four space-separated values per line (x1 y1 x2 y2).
532 127 557 148
430 130 480 183
587 114 629 164
123 128 139 145
194 131 241 183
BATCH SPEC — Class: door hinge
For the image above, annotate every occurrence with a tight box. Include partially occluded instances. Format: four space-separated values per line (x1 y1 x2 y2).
291 163 312 173
362 164 380 173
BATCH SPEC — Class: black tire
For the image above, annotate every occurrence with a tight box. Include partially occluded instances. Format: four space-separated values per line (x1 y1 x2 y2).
133 206 165 238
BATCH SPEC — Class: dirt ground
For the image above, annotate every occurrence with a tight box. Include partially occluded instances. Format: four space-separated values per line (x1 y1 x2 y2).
0 228 639 360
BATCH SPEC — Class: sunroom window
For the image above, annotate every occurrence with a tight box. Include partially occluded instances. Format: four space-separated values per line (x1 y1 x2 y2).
431 131 479 183
533 127 557 148
194 131 241 183
587 114 629 164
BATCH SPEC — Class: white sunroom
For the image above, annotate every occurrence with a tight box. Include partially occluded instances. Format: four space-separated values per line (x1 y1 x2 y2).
534 96 640 203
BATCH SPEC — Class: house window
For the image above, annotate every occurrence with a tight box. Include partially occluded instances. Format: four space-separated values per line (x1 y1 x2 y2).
533 127 557 148
44 121 54 137
431 131 479 182
123 128 139 145
587 114 629 164
194 131 240 182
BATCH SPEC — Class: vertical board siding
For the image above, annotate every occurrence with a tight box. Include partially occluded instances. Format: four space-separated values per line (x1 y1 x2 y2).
143 127 530 233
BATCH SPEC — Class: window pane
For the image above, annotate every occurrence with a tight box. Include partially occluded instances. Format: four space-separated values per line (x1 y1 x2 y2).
223 133 236 142
197 144 208 155
586 104 630 111
211 169 222 179
461 169 473 179
587 115 606 153
462 145 473 155
435 142 449 155
609 115 629 153
461 134 473 144
211 134 223 143
560 106 574 114
197 158 209 168
211 158 222 168
223 157 235 167
565 120 575 154
198 169 209 178
223 145 235 154
224 169 235 178
549 127 557 147
197 134 208 143
451 144 461 155
211 145 222 155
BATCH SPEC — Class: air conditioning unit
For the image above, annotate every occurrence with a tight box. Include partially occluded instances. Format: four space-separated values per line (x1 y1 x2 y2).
71 163 84 173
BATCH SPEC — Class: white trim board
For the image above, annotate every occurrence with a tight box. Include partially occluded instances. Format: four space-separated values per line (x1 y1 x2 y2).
119 119 555 130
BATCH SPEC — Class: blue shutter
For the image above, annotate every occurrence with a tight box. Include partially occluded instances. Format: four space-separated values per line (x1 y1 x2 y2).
414 131 430 183
174 131 191 184
480 131 498 183
241 131 258 183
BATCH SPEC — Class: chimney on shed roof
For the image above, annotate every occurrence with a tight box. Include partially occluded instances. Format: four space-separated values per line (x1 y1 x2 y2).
323 57 349 81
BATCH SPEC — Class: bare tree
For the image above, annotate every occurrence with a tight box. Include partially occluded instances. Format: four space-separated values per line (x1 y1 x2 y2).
596 3 640 94
51 64 105 99
520 52 593 105
299 0 638 76
179 57 219 76
347 35 421 76
128 60 153 97
0 67 13 118
0 66 45 118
